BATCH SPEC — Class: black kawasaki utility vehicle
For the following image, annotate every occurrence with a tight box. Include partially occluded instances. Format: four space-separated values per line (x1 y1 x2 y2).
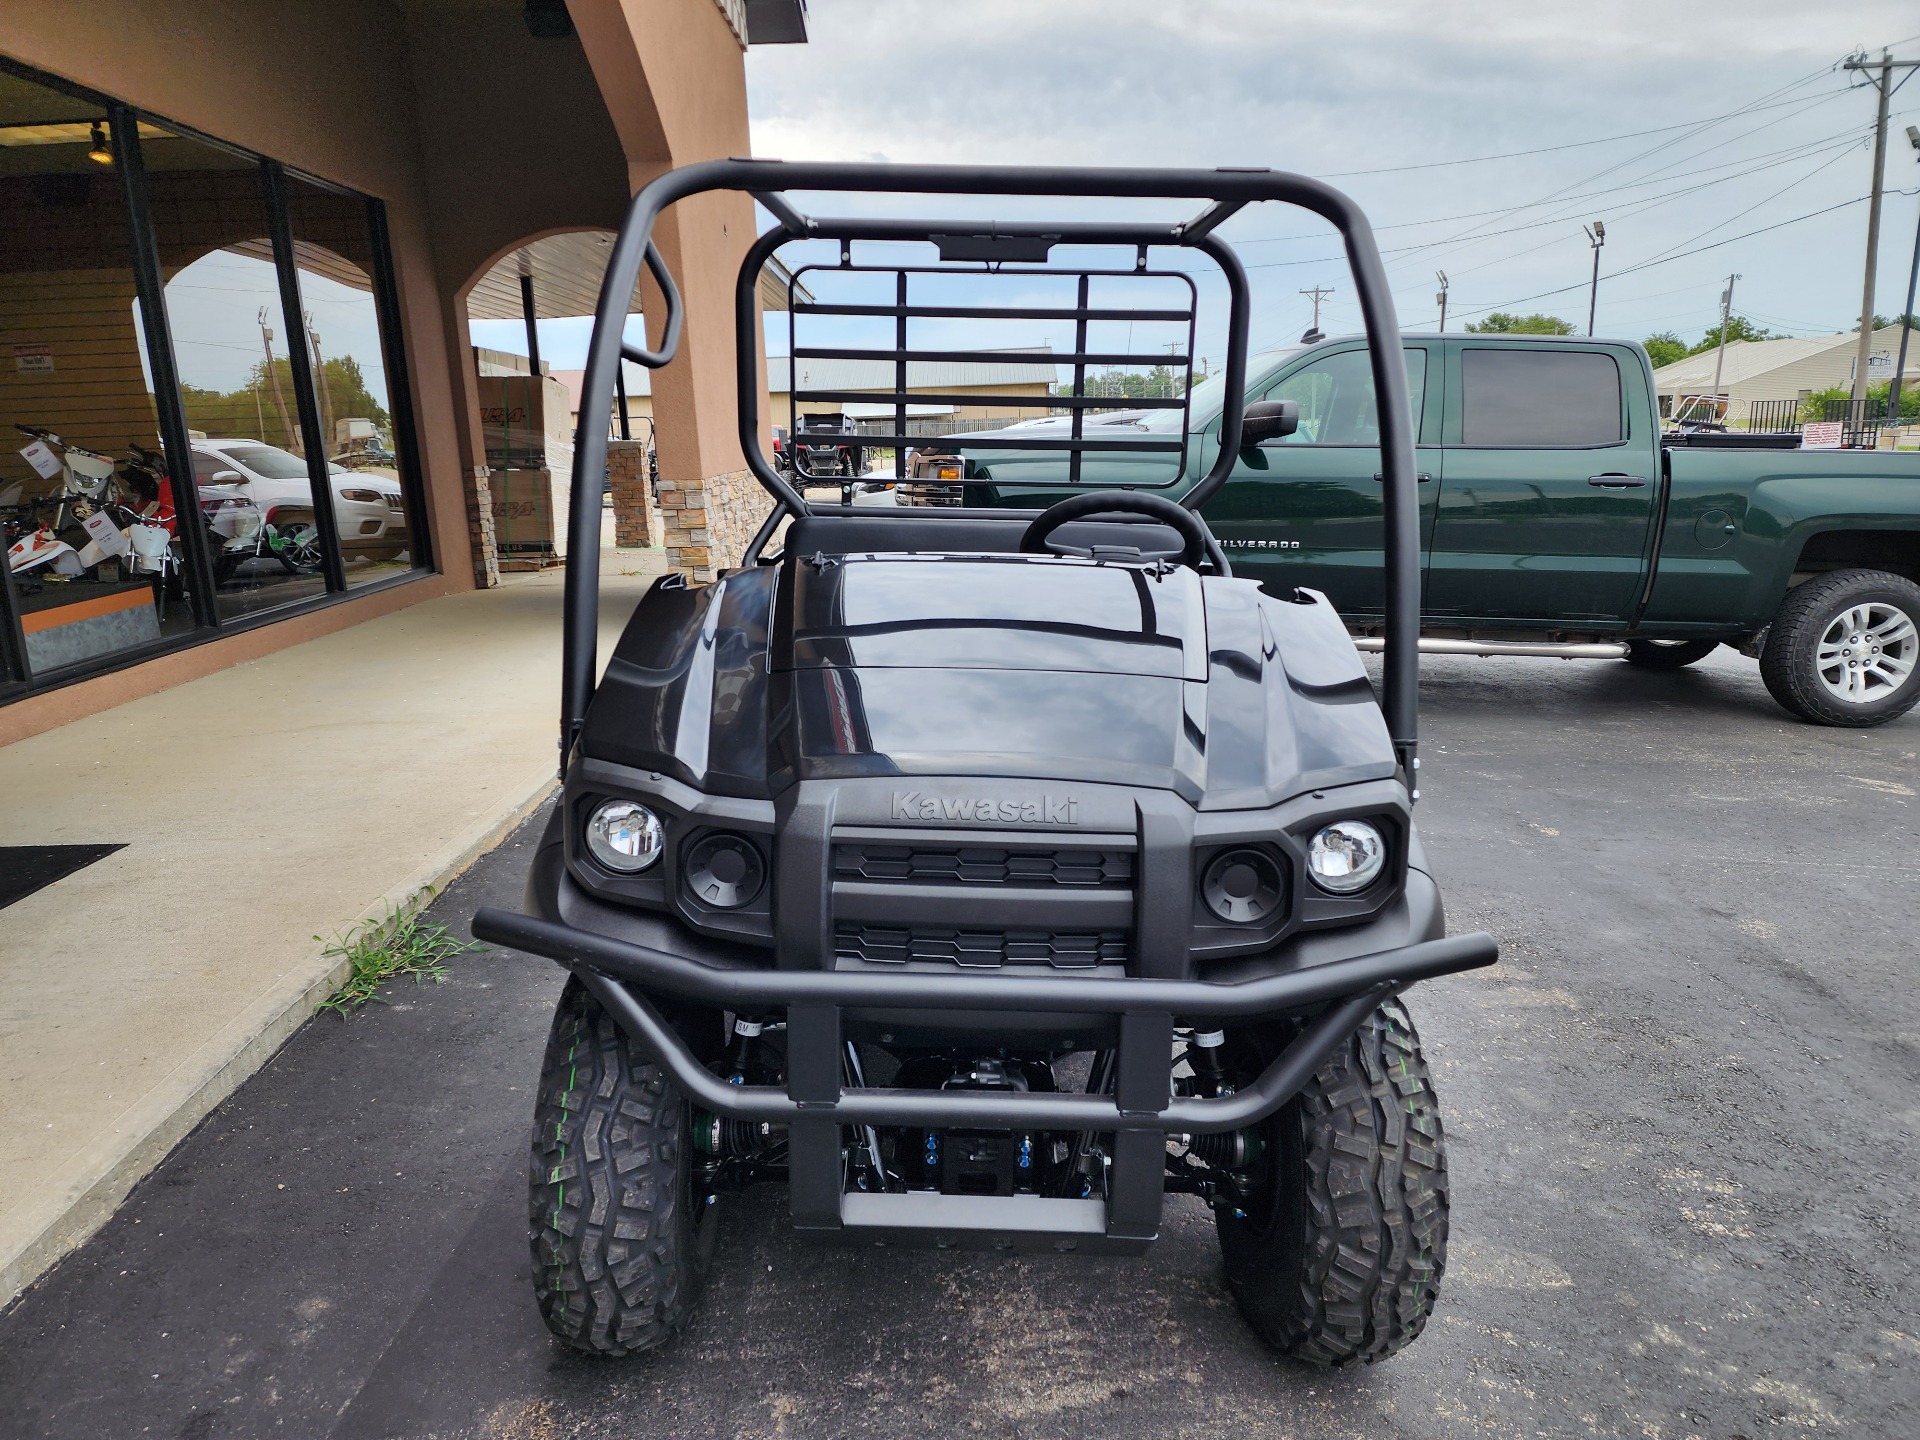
473 160 1498 1368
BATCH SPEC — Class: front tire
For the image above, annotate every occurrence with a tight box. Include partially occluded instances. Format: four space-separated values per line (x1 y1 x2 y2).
1624 638 1718 670
1760 569 1920 727
1217 997 1448 1367
528 976 716 1356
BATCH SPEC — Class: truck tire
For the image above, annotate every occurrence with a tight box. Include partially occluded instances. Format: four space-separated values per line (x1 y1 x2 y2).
1216 997 1447 1367
1624 638 1718 670
1760 569 1920 727
529 976 716 1356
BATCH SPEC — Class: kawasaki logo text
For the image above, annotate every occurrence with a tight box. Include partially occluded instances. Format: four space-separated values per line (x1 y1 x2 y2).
890 791 1080 825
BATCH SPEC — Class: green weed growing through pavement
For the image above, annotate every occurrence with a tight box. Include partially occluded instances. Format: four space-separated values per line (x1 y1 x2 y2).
317 887 484 1015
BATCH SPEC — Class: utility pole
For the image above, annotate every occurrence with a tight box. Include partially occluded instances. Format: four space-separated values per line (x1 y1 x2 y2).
1300 285 1334 341
1842 50 1920 403
1890 124 1920 422
257 306 296 453
1436 271 1449 332
306 312 333 452
1584 221 1606 336
1711 274 1740 403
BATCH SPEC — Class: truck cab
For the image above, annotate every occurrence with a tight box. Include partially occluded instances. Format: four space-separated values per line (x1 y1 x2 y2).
958 333 1920 727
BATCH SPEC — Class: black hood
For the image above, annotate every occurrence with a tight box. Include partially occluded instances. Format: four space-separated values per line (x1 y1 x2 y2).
775 554 1207 793
583 552 1393 805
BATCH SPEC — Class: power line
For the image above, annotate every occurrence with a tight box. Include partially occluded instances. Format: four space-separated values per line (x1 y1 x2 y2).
1309 91 1846 178
1631 149 1848 268
1233 124 1873 249
1420 132 1865 286
1446 192 1885 323
1398 84 1851 275
1242 131 1868 274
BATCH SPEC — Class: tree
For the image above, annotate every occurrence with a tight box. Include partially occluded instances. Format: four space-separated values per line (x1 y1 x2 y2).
1798 381 1920 424
177 354 389 451
1464 312 1575 335
1642 331 1688 369
1061 364 1188 401
1685 316 1777 355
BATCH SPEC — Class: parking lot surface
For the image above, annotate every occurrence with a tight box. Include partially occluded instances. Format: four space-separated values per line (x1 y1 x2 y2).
0 649 1915 1439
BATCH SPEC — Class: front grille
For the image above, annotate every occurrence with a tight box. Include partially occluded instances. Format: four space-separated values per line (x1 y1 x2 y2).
835 923 1126 969
834 843 1132 888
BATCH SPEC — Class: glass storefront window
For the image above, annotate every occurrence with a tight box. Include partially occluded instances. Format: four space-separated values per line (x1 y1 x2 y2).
0 71 204 676
284 175 420 586
142 128 326 618
0 58 427 702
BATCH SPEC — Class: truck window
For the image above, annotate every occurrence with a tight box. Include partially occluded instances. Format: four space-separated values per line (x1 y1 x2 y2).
1460 349 1622 447
1264 348 1426 446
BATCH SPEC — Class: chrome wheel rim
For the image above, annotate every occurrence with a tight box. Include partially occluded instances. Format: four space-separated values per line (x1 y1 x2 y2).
1815 601 1918 704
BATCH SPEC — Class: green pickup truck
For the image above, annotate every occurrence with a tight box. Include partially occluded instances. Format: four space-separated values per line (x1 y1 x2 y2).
946 333 1920 727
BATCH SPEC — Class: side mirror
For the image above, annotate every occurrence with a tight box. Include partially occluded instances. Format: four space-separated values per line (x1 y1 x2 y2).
1239 399 1299 448
211 470 243 484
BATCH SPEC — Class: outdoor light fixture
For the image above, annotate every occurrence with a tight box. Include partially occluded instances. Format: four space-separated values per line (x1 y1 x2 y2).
1306 820 1386 894
86 122 112 166
585 799 663 873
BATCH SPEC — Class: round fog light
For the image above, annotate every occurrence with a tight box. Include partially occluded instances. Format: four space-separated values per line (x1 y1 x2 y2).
586 800 663 873
1201 848 1284 924
684 833 765 908
1307 820 1385 894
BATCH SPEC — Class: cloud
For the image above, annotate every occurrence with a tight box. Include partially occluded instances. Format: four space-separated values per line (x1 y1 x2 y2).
747 1 1920 346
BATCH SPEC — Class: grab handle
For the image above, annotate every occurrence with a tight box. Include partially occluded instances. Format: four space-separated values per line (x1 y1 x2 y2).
618 241 685 369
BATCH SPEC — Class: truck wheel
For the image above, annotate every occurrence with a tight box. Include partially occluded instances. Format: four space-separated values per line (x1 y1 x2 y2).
528 976 716 1356
1216 997 1447 1367
1760 569 1920 727
1624 638 1718 670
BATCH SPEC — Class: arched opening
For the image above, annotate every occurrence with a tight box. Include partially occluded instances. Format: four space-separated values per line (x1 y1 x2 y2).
459 228 657 577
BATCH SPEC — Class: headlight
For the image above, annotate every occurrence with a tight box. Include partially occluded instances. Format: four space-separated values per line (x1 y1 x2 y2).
585 800 663 873
340 487 382 503
1307 820 1386 894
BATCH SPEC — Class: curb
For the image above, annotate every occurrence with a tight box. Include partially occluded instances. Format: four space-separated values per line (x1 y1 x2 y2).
0 773 560 1311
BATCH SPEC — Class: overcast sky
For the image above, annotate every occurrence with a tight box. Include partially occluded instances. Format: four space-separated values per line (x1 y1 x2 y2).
744 1 1920 352
475 2 1920 376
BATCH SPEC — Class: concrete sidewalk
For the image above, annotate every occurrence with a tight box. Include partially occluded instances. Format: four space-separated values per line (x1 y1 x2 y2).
0 547 663 1305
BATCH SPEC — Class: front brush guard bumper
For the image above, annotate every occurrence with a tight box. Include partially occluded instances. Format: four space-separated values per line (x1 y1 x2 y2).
473 905 1495 1247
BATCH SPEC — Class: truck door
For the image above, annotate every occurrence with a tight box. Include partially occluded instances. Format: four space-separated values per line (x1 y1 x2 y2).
1200 344 1441 618
1426 344 1657 624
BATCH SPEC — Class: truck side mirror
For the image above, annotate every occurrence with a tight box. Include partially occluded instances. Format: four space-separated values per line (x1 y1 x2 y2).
1239 399 1299 448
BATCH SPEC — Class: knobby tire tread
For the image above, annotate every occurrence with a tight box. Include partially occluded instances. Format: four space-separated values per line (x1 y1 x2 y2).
528 977 699 1356
1221 997 1448 1367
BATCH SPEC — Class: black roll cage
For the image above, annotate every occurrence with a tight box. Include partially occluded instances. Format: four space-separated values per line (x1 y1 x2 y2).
563 159 1421 785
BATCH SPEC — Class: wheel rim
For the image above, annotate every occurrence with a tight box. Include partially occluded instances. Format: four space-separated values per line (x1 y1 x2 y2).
1815 601 1919 704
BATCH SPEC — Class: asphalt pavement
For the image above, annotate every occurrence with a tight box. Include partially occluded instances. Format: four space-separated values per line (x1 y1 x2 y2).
1 648 1915 1440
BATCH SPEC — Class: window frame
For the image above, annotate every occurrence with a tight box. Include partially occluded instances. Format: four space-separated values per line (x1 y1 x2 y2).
0 53 432 706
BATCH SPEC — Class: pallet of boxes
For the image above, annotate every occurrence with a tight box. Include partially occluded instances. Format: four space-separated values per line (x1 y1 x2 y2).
478 370 574 570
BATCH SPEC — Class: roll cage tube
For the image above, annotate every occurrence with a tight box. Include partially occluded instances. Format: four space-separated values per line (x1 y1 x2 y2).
562 160 1420 784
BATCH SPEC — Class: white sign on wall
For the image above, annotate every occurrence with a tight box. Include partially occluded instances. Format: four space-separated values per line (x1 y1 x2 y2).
12 343 53 375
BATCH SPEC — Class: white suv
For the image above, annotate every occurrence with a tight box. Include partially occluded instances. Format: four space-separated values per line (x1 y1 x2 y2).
191 439 408 561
